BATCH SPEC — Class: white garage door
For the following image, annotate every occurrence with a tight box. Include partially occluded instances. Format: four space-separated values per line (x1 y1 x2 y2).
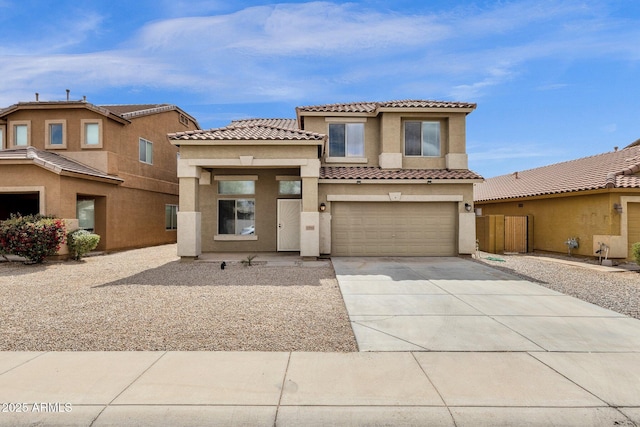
332 202 457 256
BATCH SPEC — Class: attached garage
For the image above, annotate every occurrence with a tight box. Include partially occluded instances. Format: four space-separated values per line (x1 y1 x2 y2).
331 202 457 256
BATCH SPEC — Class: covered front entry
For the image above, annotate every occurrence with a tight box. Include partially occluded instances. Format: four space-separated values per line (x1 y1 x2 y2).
277 199 301 251
331 202 457 256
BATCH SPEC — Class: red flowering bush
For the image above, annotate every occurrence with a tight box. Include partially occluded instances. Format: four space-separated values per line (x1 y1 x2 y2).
0 214 66 264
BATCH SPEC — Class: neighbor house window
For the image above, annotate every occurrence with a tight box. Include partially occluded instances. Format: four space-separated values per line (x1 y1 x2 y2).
278 180 301 195
404 121 440 156
11 122 30 147
328 123 364 157
0 126 5 150
81 120 102 148
77 199 95 231
217 179 255 235
165 204 178 230
139 138 153 164
45 120 66 148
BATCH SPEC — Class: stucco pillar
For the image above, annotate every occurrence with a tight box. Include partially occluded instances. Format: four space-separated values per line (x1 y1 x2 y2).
300 160 320 258
177 163 202 259
458 211 476 255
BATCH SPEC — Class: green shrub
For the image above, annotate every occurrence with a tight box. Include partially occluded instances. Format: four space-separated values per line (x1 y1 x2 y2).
632 242 640 265
67 229 100 261
0 214 66 263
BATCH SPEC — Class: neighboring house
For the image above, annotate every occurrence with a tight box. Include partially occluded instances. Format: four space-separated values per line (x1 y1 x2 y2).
0 98 200 251
170 100 482 259
474 144 640 260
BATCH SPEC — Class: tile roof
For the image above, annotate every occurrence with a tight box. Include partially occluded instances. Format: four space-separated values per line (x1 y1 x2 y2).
321 166 483 180
297 99 477 113
101 104 171 116
0 147 123 183
474 146 640 201
230 118 298 130
169 123 324 142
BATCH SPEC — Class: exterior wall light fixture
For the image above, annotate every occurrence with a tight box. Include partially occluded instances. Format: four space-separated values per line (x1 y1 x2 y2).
464 203 472 212
319 202 326 212
613 203 623 214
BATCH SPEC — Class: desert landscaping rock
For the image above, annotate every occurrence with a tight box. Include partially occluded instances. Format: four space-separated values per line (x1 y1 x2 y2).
0 245 357 352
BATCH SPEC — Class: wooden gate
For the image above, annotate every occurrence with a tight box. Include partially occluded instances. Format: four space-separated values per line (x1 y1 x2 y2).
505 216 528 253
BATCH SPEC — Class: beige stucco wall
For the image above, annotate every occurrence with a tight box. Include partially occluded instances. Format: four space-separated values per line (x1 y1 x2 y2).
0 164 178 252
475 190 633 258
199 168 301 252
300 110 470 171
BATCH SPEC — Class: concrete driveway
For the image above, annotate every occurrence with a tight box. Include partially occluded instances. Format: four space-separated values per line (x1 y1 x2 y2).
332 256 640 352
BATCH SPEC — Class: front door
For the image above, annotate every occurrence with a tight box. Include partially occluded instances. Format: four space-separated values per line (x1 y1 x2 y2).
277 199 301 251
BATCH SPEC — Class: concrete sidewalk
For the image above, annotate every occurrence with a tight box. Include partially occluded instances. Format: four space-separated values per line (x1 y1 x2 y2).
1 350 639 426
1 256 640 426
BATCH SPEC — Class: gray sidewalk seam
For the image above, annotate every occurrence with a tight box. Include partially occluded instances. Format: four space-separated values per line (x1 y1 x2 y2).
89 351 168 427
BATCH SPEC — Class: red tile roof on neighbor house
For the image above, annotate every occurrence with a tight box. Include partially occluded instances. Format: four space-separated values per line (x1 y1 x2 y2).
0 147 123 183
321 166 482 180
474 146 640 202
297 99 477 114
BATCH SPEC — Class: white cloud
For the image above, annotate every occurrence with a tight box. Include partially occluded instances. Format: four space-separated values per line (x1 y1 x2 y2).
0 0 639 106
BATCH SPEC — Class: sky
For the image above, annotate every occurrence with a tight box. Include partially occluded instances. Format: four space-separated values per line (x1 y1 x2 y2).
1 0 639 178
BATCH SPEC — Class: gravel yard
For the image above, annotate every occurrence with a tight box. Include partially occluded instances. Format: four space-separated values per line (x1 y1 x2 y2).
3 245 639 352
475 252 640 319
0 245 357 352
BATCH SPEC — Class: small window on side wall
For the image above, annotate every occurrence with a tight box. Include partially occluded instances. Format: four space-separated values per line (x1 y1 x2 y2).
0 126 5 150
139 138 153 164
165 204 178 230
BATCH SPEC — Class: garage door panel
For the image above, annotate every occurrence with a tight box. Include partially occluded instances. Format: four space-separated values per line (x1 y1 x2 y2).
332 202 456 256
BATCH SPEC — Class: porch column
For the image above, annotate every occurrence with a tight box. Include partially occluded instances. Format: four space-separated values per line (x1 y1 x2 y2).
300 160 320 258
177 163 202 259
459 202 476 255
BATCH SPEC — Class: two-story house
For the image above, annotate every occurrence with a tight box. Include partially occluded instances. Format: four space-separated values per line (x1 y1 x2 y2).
170 100 482 259
0 98 200 252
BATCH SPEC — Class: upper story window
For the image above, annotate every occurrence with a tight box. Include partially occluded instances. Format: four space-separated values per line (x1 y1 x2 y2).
0 125 5 150
45 120 66 149
404 121 440 157
81 119 102 148
328 123 364 157
11 121 30 147
139 138 153 164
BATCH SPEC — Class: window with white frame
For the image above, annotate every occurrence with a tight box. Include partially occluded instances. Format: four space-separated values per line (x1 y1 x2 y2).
45 120 66 148
165 204 178 230
0 125 5 150
12 122 30 147
328 123 364 157
81 120 102 147
139 138 153 164
217 180 255 235
404 121 441 157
